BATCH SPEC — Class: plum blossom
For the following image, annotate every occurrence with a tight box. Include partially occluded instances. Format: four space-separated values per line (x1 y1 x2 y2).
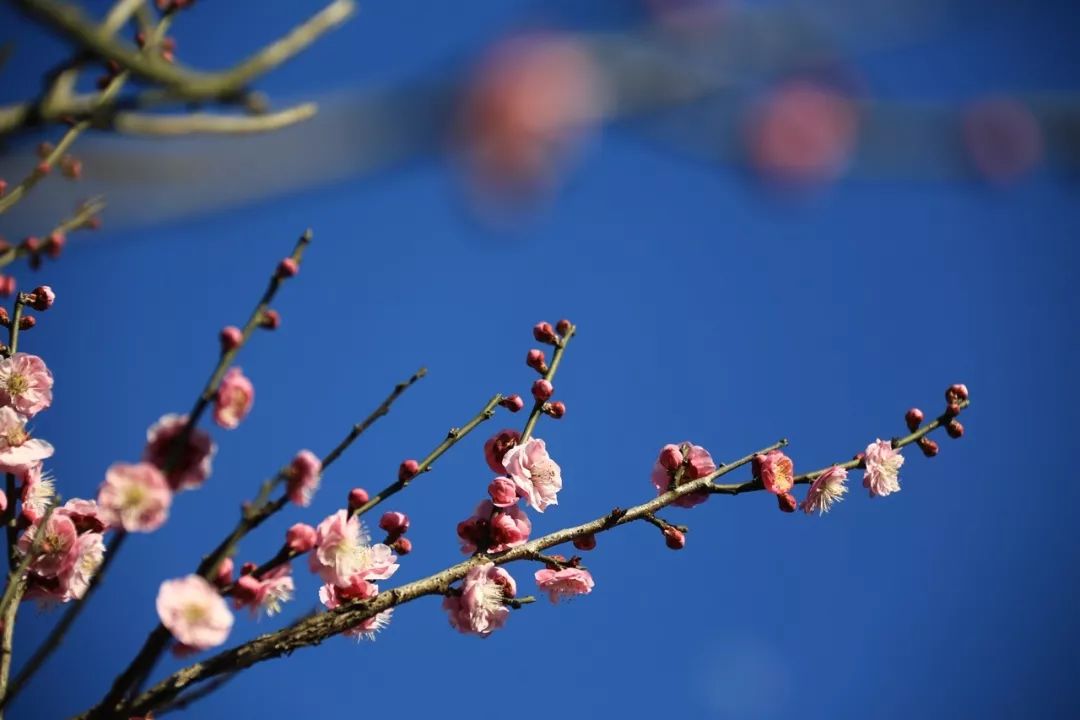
97 462 172 532
143 414 216 491
319 582 392 641
650 442 716 509
309 510 399 587
0 406 54 473
484 429 520 474
63 531 105 602
285 450 321 507
457 500 530 554
58 498 110 534
802 465 849 515
213 367 254 430
443 562 516 637
534 567 595 604
755 450 794 495
863 439 904 498
234 565 294 618
20 463 54 523
0 353 53 417
502 437 562 512
156 575 234 651
488 476 518 507
19 512 78 580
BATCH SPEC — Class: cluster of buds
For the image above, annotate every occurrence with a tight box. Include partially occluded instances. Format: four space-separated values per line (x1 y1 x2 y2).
0 287 55 337
379 511 412 554
522 318 573 418
905 384 969 458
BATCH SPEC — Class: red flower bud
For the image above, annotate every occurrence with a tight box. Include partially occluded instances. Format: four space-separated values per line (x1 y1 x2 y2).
945 402 960 418
18 316 35 331
531 378 554 402
545 401 566 419
556 318 572 335
379 511 410 536
286 523 318 554
259 309 281 330
28 286 55 311
398 459 420 482
526 348 548 373
533 321 558 345
918 437 939 457
777 492 797 513
213 557 234 589
572 533 596 551
499 394 525 412
0 277 15 298
946 420 964 439
391 537 412 555
946 383 969 404
905 408 924 432
663 526 686 550
659 444 683 471
219 325 243 352
277 257 299 278
348 487 370 510
44 232 65 258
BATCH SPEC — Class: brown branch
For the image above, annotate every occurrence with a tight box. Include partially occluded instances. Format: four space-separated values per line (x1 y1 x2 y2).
108 439 788 718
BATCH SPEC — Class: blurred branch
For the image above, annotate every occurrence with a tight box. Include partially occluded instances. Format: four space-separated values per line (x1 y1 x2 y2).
110 103 318 136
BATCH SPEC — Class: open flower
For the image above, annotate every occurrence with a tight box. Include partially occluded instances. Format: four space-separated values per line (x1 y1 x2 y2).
234 565 294 618
650 442 716 508
98 462 172 532
0 406 54 473
19 512 78 579
755 450 794 495
143 414 216 491
309 510 399 587
20 463 54 524
502 437 562 512
443 562 516 637
802 465 848 515
63 531 106 602
534 567 594 604
863 439 904 498
0 353 53 417
58 498 110 534
156 575 234 651
213 367 254 430
286 450 322 507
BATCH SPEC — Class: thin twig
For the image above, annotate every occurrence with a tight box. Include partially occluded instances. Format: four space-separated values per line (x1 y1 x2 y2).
521 323 575 441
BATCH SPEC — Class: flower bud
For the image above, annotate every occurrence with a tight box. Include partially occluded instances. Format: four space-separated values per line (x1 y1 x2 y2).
44 232 65 258
488 477 518 507
777 492 797 513
905 408 924 432
498 394 525 412
531 378 554 402
379 511 410 537
526 348 548 373
945 402 961 418
392 537 412 555
259 309 281 330
556 318 572 335
946 383 969 404
918 437 939 457
532 321 558 345
28 286 54 311
545 401 566 419
573 533 596 551
232 575 260 604
286 523 317 554
0 308 8 325
22 237 39 253
663 526 686 550
219 325 243 352
946 420 964 439
18 315 35 331
213 557 234 589
0 276 15 298
398 459 420 482
658 444 683 471
35 161 50 176
348 487 370 510
277 257 299 278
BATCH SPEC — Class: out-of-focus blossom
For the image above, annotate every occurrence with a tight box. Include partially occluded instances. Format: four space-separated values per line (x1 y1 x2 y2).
213 367 255 430
233 565 294 617
20 462 54 523
286 450 322 507
59 498 110 534
143 414 216 491
0 406 54 473
97 462 172 532
19 512 78 579
0 353 53 417
156 575 234 650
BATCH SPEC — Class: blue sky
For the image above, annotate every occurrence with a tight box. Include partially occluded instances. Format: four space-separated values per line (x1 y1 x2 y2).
2 1 1078 718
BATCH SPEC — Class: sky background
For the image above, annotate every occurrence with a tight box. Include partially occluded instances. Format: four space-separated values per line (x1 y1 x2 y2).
2 1 1079 718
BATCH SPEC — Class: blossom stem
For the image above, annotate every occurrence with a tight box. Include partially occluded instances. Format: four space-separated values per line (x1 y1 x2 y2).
521 323 575 442
0 197 106 271
708 399 971 495
110 440 785 718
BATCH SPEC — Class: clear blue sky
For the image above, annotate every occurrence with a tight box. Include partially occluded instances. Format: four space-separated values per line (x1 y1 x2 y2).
2 1 1078 718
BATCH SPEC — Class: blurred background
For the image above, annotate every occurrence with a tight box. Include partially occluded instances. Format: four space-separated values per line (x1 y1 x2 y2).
1 0 1078 717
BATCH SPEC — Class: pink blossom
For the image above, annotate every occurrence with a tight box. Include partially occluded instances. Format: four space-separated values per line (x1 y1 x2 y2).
286 523 317 554
0 406 54 473
443 562 516 637
58 498 109 534
19 462 53 523
143 414 216 491
309 510 399 586
483 429 520 474
318 574 379 608
0 489 5 514
487 476 518 507
97 462 172 532
156 575 234 651
802 465 849 515
0 353 53 417
755 450 795 496
534 567 595 604
319 582 391 641
502 437 562 512
863 439 904 498
233 565 294 617
62 531 105 602
457 500 531 554
650 442 716 509
286 450 321 507
19 512 78 579
378 511 409 538
213 368 254 430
